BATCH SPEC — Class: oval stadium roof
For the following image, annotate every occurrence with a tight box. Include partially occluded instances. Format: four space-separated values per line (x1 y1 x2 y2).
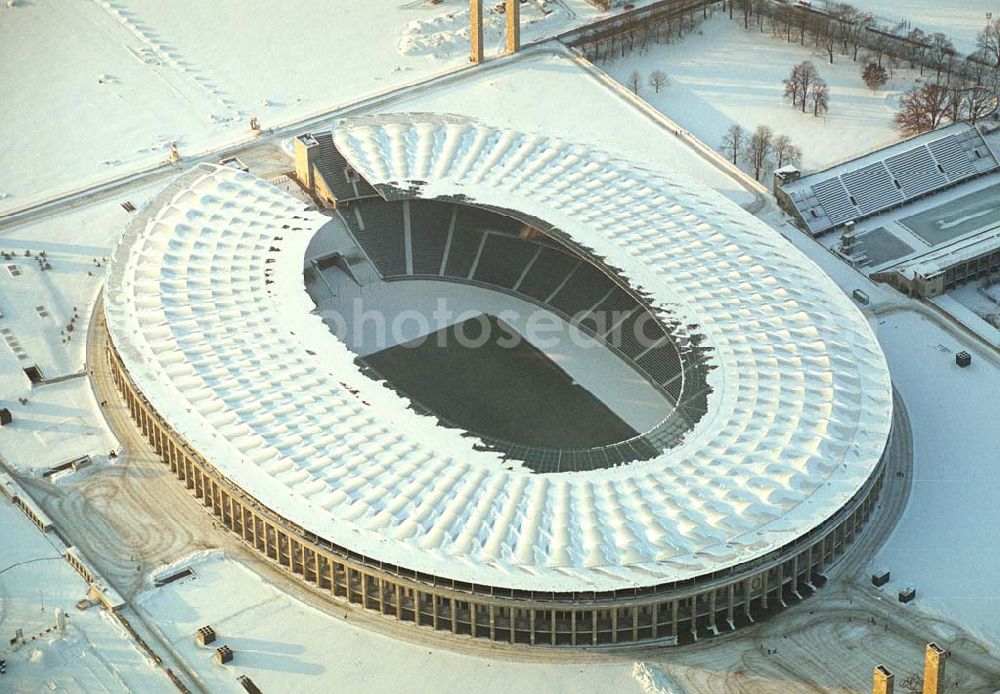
104 114 893 592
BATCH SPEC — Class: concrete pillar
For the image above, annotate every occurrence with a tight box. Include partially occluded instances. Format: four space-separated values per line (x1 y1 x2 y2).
922 643 947 694
432 595 439 629
529 609 536 645
726 584 735 628
505 0 520 54
708 590 717 631
873 664 894 694
792 555 801 598
470 0 484 64
632 606 639 641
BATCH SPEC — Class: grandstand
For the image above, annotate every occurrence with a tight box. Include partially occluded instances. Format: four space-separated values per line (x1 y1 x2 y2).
330 195 708 471
294 131 379 207
777 123 999 236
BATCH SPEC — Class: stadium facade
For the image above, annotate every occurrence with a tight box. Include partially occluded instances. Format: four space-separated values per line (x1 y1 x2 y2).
102 114 894 646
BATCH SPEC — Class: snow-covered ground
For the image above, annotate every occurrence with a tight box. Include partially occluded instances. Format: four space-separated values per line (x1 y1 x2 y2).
835 0 996 57
0 196 134 380
0 0 608 215
0 378 117 476
872 310 1000 650
135 551 638 694
380 47 756 206
0 498 175 693
603 13 914 178
0 191 145 475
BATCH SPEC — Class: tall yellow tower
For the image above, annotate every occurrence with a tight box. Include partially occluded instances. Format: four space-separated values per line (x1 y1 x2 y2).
922 643 947 694
873 665 894 694
505 0 521 54
470 0 484 64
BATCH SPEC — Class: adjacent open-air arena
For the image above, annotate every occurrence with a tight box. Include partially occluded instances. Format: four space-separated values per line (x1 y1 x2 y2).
100 114 895 647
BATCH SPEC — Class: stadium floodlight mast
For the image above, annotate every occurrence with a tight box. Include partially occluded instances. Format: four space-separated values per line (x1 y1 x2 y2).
469 0 520 65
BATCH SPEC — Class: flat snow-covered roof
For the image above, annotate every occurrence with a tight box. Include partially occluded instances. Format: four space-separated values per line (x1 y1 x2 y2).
104 114 892 592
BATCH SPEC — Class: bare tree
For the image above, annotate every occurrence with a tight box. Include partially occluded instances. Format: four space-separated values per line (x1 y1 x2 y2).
735 0 752 30
773 134 803 168
894 83 951 135
976 16 1000 68
926 32 956 82
862 62 888 91
720 124 746 165
959 87 999 125
742 124 774 181
648 70 670 93
810 78 830 116
833 5 875 61
810 12 838 64
628 69 641 94
906 27 929 75
798 63 818 109
783 61 820 113
899 673 923 694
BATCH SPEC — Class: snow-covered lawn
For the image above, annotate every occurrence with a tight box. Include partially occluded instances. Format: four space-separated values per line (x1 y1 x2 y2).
872 310 1000 650
834 0 996 57
0 1 602 215
0 499 175 693
603 13 914 177
136 552 638 694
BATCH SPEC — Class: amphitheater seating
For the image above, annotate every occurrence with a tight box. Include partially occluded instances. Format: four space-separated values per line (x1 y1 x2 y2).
341 201 406 277
780 123 999 235
311 132 378 203
443 227 483 279
885 147 946 198
548 262 614 320
841 162 904 215
339 198 705 414
516 247 580 302
473 233 538 288
409 200 453 275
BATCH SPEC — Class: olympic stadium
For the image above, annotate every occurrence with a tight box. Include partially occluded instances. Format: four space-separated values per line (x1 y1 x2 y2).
101 113 894 647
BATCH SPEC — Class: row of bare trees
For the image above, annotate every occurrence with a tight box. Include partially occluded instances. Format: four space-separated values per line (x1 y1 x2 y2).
726 0 1000 90
720 124 802 181
894 83 999 135
578 4 712 64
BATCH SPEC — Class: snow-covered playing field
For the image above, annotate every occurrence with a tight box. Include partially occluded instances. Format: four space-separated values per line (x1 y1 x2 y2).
603 12 913 178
